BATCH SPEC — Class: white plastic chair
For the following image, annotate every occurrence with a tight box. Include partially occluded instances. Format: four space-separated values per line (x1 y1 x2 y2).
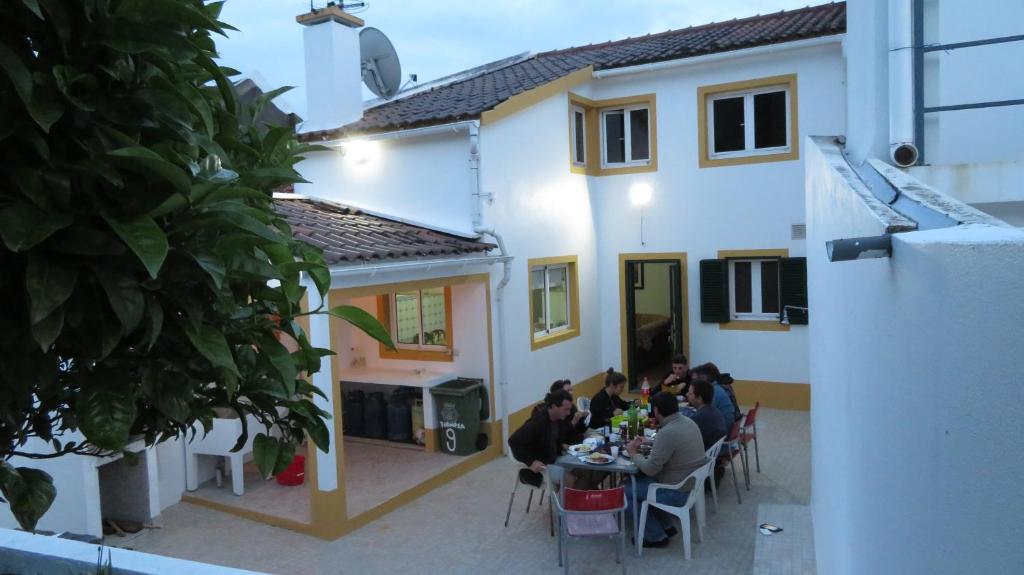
636 459 712 560
701 437 727 520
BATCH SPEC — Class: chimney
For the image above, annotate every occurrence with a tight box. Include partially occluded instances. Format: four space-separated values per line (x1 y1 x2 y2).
296 4 365 133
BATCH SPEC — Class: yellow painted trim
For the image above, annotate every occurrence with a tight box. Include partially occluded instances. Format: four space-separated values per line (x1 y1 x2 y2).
295 6 364 27
716 248 790 331
482 66 595 125
732 379 810 411
303 272 496 539
506 372 605 437
528 255 581 351
181 495 316 534
568 92 658 176
423 428 438 454
617 253 689 383
376 287 455 362
720 320 791 332
717 248 789 259
697 74 799 169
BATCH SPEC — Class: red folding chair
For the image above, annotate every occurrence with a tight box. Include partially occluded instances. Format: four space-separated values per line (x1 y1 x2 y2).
717 419 748 503
550 485 626 574
740 402 761 474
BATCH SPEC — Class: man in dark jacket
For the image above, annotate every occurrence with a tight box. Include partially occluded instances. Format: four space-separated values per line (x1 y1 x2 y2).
652 354 691 397
508 390 573 486
685 379 727 450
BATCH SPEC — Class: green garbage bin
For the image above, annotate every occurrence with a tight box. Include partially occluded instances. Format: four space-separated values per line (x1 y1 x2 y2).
430 378 490 456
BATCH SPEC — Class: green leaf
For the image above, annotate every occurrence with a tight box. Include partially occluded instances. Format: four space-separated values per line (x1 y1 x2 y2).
94 267 146 333
192 253 226 289
252 433 279 479
327 305 395 350
258 334 297 397
0 462 56 532
20 0 44 19
107 146 192 194
182 322 240 376
77 384 137 451
0 43 33 108
103 215 168 279
25 253 78 324
0 201 73 252
52 65 96 111
30 307 64 352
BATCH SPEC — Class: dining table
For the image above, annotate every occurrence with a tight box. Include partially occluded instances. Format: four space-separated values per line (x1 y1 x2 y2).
554 451 644 556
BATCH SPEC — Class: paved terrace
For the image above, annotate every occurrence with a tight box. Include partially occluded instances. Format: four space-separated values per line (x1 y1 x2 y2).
118 408 812 574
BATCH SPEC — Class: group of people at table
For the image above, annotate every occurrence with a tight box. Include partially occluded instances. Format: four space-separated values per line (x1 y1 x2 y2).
508 355 743 549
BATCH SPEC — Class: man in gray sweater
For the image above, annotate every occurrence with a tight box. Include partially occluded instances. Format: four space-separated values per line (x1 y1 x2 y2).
624 392 706 547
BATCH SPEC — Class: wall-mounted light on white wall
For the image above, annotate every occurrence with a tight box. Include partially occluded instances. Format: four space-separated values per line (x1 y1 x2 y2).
630 182 653 246
630 182 653 207
341 139 380 166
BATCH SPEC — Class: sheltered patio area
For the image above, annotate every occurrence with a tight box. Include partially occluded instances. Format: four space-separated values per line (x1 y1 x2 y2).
113 408 813 574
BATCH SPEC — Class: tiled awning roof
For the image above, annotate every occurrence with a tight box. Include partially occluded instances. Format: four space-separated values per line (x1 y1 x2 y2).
275 196 496 266
301 2 845 141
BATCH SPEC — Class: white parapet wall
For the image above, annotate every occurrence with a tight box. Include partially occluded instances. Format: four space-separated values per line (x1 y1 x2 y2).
0 528 270 575
805 136 1024 574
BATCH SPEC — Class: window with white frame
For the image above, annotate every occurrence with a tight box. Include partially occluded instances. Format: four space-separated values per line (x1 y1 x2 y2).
600 105 650 167
390 287 449 350
708 85 790 158
571 106 586 166
729 259 780 320
531 265 571 337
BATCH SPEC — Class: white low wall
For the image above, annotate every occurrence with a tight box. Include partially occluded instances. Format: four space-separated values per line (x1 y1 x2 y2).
0 528 269 575
806 137 1024 574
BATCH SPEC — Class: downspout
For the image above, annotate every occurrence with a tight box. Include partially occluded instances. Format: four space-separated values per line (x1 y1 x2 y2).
468 121 514 454
889 0 919 167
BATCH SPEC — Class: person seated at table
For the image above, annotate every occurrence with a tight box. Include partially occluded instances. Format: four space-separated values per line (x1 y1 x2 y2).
690 363 740 424
509 390 574 488
685 379 727 450
588 368 631 429
651 354 691 397
530 379 589 446
624 392 706 548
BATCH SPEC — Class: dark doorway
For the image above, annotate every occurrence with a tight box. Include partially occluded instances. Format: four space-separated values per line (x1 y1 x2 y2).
624 260 684 391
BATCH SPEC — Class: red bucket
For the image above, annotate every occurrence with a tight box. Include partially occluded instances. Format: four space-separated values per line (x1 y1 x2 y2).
275 455 306 486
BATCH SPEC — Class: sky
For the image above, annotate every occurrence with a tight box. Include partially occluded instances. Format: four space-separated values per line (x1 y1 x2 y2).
216 0 824 118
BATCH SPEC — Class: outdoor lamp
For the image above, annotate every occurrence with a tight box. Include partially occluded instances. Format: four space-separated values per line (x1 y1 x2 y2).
630 182 653 206
343 139 380 166
825 235 892 262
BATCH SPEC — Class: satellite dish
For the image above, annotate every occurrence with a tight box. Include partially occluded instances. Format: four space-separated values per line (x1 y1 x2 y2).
360 27 402 99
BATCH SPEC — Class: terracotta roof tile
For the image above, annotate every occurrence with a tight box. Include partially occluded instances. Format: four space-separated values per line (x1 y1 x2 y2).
274 197 496 266
300 2 845 141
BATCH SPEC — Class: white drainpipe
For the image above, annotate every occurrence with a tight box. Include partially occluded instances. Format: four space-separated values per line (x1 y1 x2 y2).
888 0 919 167
467 121 513 453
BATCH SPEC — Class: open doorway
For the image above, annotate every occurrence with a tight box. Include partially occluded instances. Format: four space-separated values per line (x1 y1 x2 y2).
621 256 687 391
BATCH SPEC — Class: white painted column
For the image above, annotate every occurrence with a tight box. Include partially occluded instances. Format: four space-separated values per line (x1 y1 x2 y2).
304 278 338 492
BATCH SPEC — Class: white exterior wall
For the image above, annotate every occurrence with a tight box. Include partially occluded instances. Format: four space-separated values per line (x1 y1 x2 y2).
806 139 1024 574
296 132 476 235
846 0 1024 166
587 44 845 384
480 95 603 414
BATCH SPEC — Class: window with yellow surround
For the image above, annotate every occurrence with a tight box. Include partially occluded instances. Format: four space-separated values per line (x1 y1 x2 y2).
697 74 798 168
377 287 453 361
528 256 581 350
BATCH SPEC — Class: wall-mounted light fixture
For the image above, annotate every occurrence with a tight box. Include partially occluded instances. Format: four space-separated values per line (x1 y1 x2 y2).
825 235 892 262
629 183 653 246
780 305 808 325
341 139 380 166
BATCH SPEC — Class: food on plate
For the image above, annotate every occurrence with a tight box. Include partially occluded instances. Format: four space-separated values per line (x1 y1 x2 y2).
571 443 593 454
587 453 611 463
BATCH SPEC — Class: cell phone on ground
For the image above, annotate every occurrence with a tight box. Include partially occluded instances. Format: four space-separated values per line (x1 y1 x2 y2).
758 523 783 535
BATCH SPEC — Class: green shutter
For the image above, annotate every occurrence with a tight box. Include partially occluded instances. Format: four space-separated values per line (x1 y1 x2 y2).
700 259 730 323
780 257 808 325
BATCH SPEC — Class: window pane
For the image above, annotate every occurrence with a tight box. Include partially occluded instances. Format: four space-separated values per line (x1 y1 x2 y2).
760 261 780 314
421 287 447 346
733 262 752 314
754 91 787 149
395 291 420 344
629 108 650 161
531 269 547 333
712 97 745 153
547 267 569 330
574 110 586 164
604 111 625 163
